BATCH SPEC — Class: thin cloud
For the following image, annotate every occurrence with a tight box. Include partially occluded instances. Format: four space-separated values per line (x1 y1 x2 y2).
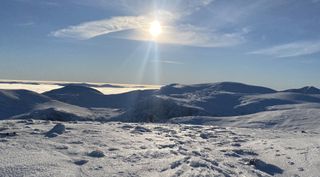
51 15 149 40
249 41 320 58
16 22 35 26
74 0 214 15
51 0 247 47
160 25 247 47
51 12 247 47
150 60 183 65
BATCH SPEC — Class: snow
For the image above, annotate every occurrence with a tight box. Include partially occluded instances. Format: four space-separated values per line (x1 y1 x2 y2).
0 120 319 177
170 107 320 131
0 89 51 119
2 81 319 122
283 86 320 94
0 81 320 176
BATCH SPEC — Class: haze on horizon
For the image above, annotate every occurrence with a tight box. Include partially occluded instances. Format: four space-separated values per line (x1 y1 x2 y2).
1 0 320 90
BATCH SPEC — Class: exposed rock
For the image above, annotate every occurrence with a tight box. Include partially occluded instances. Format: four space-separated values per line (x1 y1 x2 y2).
45 123 66 138
88 150 105 158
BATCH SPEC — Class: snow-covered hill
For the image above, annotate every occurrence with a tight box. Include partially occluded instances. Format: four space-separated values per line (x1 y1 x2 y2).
117 82 320 122
283 86 320 94
0 89 121 121
43 85 156 109
0 89 51 119
2 82 320 127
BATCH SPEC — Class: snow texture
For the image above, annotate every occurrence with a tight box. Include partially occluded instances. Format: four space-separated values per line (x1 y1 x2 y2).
0 120 319 177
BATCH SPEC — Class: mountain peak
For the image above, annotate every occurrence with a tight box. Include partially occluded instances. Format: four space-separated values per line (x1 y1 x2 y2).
159 82 276 95
44 85 103 96
283 86 320 94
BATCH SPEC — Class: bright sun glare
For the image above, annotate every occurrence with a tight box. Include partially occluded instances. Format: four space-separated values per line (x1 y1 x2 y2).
149 20 162 38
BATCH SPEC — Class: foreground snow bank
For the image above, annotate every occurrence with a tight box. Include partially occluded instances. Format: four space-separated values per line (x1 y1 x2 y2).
0 120 319 177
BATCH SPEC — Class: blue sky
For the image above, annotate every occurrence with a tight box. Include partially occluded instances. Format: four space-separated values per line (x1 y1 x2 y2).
1 0 320 89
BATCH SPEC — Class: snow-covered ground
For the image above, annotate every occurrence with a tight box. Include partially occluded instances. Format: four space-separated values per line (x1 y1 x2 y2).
0 120 319 177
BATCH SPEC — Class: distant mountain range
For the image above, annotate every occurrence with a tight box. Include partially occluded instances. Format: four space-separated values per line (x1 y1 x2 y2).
1 82 320 129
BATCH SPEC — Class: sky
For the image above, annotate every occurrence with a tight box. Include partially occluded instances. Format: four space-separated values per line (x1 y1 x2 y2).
0 0 320 90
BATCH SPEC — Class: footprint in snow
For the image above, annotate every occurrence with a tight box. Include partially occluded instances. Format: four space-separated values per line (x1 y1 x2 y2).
232 149 258 156
230 141 242 147
158 144 176 149
108 147 119 151
74 159 89 166
199 132 217 139
54 144 69 150
130 126 152 134
120 124 134 130
139 145 147 149
288 161 295 165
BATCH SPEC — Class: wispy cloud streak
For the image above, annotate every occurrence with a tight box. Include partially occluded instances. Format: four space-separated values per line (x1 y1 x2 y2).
51 16 148 40
150 60 183 65
51 0 247 47
51 15 247 47
249 41 320 58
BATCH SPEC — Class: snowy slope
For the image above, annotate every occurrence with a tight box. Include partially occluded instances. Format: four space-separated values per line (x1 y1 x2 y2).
12 100 121 122
0 120 319 177
0 88 121 121
170 103 320 131
0 89 51 119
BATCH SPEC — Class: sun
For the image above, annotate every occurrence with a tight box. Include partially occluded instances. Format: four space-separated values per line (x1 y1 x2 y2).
149 20 162 38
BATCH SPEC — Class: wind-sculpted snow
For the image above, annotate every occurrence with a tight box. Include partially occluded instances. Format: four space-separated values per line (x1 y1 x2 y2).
0 120 319 176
